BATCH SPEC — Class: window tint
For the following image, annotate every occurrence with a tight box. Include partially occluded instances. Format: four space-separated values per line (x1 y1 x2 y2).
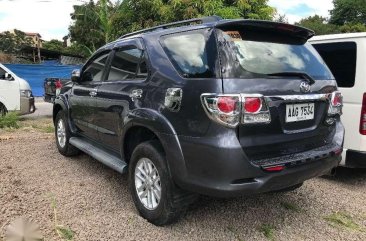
83 52 110 82
218 29 333 80
106 47 148 81
312 42 357 88
161 29 216 78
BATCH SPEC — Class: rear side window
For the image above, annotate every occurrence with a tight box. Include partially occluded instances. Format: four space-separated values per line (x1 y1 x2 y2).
106 47 148 81
217 29 333 80
312 42 357 88
161 29 217 78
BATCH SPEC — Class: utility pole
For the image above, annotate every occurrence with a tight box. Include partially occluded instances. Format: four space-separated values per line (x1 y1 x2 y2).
37 42 41 63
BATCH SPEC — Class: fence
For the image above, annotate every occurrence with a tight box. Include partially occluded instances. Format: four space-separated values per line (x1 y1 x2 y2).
4 64 81 97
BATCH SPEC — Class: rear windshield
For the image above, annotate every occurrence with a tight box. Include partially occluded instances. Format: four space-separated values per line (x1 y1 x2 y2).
219 29 334 80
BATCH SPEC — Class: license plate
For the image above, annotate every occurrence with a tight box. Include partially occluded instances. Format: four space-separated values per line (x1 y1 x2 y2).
286 103 314 122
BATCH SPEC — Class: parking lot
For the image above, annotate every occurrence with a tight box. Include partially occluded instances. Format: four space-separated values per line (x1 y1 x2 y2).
0 115 365 241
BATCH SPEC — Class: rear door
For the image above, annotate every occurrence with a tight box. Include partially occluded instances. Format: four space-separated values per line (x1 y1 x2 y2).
95 39 149 152
69 50 110 141
215 23 337 161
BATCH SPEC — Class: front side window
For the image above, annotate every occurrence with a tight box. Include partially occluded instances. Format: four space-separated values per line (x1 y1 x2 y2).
312 42 357 88
161 29 216 78
0 67 6 80
106 47 148 81
82 51 110 82
218 29 333 80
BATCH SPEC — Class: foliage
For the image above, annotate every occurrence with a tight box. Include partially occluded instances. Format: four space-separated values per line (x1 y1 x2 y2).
295 15 340 35
0 52 15 63
258 224 275 240
43 39 64 52
69 0 124 53
69 0 275 51
324 212 364 232
329 0 366 25
50 195 75 240
0 29 33 54
339 22 366 33
0 112 19 129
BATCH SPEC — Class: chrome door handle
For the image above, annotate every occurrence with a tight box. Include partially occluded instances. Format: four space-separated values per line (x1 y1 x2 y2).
129 89 143 100
89 89 98 97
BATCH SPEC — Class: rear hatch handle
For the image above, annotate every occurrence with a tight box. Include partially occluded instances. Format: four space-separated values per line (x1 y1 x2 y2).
267 72 315 85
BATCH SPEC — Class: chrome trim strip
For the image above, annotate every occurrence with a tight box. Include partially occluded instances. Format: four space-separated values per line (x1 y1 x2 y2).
267 93 330 101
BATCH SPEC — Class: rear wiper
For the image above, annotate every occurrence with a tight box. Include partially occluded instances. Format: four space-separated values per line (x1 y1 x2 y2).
267 72 315 85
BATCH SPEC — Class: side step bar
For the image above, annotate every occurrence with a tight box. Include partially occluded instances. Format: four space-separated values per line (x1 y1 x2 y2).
69 137 127 174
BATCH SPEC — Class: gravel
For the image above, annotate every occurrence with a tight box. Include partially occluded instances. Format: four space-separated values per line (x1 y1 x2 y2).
1 118 366 241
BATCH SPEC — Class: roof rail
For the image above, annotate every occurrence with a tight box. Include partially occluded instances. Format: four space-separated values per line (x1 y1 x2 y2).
119 15 222 39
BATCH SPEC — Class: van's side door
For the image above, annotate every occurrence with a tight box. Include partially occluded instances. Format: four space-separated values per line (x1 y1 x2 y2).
0 66 20 111
94 39 149 152
69 50 111 141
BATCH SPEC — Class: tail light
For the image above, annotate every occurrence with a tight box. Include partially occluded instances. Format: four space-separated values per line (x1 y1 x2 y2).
242 95 271 124
360 93 366 135
201 94 270 128
55 79 62 89
201 94 241 127
328 91 343 116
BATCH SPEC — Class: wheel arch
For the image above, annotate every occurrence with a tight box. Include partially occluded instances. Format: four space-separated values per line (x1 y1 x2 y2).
121 109 188 184
53 97 68 124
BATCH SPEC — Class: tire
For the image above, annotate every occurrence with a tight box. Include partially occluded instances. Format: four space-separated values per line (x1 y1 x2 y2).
0 102 7 117
128 140 197 226
55 111 80 156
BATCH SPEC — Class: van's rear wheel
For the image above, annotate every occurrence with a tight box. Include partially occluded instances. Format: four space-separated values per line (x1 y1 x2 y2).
55 111 79 156
129 140 197 226
0 103 7 117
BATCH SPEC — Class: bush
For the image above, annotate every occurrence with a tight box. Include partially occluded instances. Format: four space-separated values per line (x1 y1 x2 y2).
0 112 19 129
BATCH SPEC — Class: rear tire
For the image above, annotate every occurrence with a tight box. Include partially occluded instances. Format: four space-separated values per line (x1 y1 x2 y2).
128 140 197 226
0 103 7 117
55 111 80 156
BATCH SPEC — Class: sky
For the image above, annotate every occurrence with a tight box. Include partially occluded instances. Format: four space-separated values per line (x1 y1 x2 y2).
0 0 334 41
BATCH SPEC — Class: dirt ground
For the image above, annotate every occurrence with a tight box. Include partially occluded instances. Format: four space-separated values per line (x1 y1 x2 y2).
0 117 366 241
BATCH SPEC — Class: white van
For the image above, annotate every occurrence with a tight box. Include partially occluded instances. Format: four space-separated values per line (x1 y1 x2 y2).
310 33 366 168
0 63 35 115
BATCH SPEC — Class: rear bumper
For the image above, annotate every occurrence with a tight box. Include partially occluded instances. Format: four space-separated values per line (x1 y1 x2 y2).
44 94 55 103
171 122 344 197
20 96 36 115
344 150 366 168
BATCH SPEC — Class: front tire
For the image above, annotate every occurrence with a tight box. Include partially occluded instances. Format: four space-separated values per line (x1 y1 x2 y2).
128 140 196 226
0 102 7 117
55 111 79 156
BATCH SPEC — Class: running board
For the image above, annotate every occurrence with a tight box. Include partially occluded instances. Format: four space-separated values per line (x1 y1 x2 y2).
69 137 127 174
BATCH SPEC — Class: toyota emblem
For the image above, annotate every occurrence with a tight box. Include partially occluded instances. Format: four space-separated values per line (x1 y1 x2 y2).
300 81 311 93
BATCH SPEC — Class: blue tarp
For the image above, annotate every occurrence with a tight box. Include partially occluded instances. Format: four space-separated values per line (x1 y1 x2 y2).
4 64 82 97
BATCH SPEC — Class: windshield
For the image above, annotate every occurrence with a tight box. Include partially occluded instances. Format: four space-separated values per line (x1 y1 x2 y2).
220 30 333 80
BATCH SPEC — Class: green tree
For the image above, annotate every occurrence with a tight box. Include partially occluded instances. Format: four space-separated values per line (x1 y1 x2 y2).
0 29 32 54
111 0 275 36
329 0 366 25
43 39 64 52
339 22 366 33
69 0 275 52
296 15 340 35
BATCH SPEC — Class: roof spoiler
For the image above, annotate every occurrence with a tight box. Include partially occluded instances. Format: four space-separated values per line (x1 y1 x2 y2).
216 20 315 42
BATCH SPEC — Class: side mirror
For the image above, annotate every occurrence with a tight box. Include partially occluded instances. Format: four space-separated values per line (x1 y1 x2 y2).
5 73 14 81
71 69 80 82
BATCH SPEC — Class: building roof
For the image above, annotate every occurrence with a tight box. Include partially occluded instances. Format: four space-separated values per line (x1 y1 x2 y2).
25 32 42 38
